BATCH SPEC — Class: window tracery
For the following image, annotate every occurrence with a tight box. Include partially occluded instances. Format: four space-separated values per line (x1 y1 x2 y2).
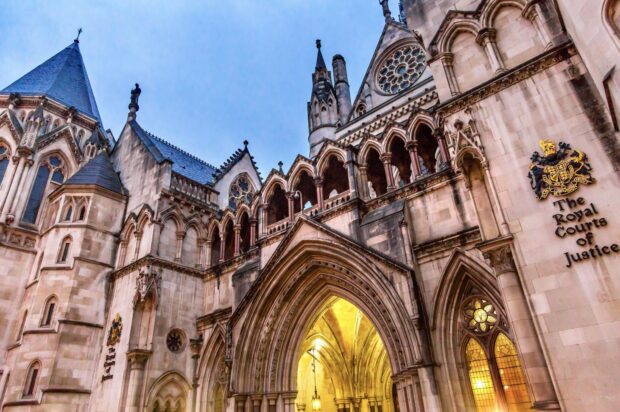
228 174 254 210
376 44 426 95
24 155 66 224
166 329 186 353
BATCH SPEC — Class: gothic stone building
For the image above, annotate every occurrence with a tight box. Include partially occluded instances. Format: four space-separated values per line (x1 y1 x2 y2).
0 0 619 411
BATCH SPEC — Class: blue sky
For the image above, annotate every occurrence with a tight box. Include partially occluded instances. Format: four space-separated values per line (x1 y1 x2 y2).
0 0 400 175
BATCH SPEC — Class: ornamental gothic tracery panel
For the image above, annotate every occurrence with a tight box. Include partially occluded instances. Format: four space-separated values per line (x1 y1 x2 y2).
228 174 255 210
376 44 426 95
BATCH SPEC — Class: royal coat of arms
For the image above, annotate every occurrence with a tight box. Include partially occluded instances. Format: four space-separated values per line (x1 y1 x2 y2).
528 140 594 200
106 313 123 346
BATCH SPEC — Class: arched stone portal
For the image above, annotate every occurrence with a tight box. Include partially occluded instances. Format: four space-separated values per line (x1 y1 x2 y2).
229 225 443 412
296 297 394 412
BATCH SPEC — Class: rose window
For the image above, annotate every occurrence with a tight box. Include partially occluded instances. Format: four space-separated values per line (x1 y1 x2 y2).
166 329 185 353
464 298 498 333
376 44 426 95
228 174 255 210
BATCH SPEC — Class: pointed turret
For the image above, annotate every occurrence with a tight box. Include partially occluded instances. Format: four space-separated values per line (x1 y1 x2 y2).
1 40 101 122
307 40 339 158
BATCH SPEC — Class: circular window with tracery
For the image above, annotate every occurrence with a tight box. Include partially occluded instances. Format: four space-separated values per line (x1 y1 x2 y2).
228 174 255 210
166 329 186 353
376 44 426 95
463 298 498 334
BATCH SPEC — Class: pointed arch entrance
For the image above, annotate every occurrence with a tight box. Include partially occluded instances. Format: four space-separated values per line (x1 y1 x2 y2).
229 227 441 412
296 297 394 412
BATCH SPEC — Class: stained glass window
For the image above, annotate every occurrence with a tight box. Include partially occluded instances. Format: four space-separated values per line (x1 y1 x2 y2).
464 298 498 333
0 144 10 188
376 44 426 95
495 333 531 411
465 338 497 412
228 174 255 210
23 156 65 224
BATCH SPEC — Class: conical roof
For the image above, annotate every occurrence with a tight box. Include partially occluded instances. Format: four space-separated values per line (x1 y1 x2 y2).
1 41 101 122
64 153 124 194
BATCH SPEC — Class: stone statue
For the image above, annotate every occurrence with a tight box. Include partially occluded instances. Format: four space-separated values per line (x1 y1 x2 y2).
129 83 141 111
367 181 377 199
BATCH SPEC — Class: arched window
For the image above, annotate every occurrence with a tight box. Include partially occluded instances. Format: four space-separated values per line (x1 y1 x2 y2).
266 184 288 224
292 170 317 213
210 226 221 265
223 220 235 260
0 144 11 188
238 212 251 254
41 296 57 327
22 360 41 398
229 174 255 211
461 297 531 411
58 236 71 263
63 205 73 222
364 147 387 198
78 204 87 221
388 137 412 187
322 155 349 199
415 124 440 175
23 155 65 224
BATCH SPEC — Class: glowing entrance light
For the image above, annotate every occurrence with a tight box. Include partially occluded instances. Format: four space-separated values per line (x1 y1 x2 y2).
310 345 321 412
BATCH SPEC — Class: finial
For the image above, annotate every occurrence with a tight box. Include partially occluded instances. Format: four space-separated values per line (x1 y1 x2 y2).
316 39 321 50
380 0 392 21
74 28 83 43
243 140 249 148
278 161 284 173
128 83 141 121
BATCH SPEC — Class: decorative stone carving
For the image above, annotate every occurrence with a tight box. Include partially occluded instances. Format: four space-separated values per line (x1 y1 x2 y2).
483 245 517 275
133 265 162 308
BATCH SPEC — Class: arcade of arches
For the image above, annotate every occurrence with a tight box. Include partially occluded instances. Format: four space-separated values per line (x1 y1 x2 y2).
296 298 393 412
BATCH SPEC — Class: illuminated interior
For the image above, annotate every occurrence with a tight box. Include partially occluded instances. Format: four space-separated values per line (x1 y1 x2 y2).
296 298 393 412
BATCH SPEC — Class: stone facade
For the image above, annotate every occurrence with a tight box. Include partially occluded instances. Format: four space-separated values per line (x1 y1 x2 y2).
0 1 619 411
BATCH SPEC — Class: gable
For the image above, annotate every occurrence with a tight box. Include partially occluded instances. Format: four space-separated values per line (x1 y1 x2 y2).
213 152 262 211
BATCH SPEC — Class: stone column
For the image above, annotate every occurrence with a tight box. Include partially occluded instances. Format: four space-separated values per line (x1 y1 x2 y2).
234 225 241 257
405 142 421 180
358 165 369 199
261 204 269 235
235 395 248 412
476 28 505 74
314 178 324 210
437 133 451 166
249 218 258 247
198 238 206 268
125 349 151 412
266 394 279 412
380 153 396 190
175 231 184 262
6 156 32 223
482 162 510 236
190 337 204 412
0 155 21 215
282 393 297 412
134 231 142 262
205 240 212 268
345 152 358 198
484 245 560 411
219 233 225 263
251 395 263 412
523 3 554 49
286 192 295 222
440 53 460 97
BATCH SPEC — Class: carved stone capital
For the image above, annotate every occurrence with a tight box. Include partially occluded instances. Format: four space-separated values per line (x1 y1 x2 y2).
190 336 204 359
380 152 393 163
484 245 516 275
405 141 418 151
127 349 151 369
476 28 498 45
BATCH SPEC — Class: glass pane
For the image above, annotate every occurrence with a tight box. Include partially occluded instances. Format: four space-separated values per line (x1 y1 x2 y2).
465 338 497 412
0 158 9 186
23 166 50 224
495 333 532 411
51 169 64 184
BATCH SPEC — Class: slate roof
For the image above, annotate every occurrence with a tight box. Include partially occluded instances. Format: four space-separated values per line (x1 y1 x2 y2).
1 41 101 122
129 121 218 185
64 153 124 194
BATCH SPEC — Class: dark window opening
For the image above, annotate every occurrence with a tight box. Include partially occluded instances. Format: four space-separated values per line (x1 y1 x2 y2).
239 213 251 254
322 156 349 199
293 171 317 213
416 124 439 175
223 220 235 260
210 227 221 265
267 184 288 224
390 138 412 187
366 148 387 197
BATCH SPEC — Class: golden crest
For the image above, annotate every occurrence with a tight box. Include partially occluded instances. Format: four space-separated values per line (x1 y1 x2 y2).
106 313 123 347
528 140 594 200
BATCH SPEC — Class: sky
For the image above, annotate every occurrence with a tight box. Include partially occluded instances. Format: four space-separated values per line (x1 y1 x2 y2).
0 0 401 176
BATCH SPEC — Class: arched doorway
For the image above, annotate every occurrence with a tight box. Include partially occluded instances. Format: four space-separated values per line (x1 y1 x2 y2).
296 297 394 412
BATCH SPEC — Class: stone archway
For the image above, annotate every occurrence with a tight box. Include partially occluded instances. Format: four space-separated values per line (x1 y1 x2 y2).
229 235 441 412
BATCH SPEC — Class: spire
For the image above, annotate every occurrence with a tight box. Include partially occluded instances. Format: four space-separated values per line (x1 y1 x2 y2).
380 0 392 22
0 41 101 122
315 39 327 70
